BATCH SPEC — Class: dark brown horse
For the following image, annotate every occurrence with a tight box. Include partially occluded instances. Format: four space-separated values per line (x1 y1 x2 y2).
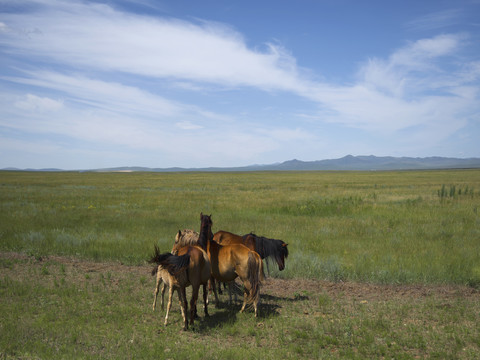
172 215 265 317
151 214 211 330
213 230 289 271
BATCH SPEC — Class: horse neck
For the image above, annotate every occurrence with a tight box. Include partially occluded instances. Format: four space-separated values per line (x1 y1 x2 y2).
207 236 220 254
197 224 211 251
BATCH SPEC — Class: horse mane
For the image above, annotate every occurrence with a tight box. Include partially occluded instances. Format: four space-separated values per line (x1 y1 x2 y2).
243 233 289 264
176 229 199 246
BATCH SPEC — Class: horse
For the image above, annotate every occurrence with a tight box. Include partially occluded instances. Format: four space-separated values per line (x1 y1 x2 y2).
172 215 265 317
174 229 235 301
151 213 212 330
213 231 289 271
150 246 190 329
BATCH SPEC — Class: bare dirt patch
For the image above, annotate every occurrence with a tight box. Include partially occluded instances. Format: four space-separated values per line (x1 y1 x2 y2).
3 252 478 302
263 277 479 302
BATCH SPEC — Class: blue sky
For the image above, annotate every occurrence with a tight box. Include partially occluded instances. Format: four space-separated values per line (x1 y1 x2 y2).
1 0 479 169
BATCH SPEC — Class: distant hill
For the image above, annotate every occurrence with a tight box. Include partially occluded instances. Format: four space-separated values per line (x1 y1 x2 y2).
4 155 480 172
256 155 480 171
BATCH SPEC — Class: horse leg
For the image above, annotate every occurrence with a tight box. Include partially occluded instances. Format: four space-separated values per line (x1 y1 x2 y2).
160 281 166 311
180 286 188 331
226 281 239 304
189 284 200 326
233 282 239 303
210 276 220 307
240 288 248 313
202 283 209 317
152 271 161 311
164 284 174 326
240 280 252 314
227 281 233 304
178 288 187 327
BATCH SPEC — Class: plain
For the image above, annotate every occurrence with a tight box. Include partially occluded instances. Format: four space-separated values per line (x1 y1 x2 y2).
1 170 480 358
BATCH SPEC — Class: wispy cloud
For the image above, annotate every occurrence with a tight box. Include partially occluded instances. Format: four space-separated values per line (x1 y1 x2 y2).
300 34 478 140
0 0 479 168
405 9 464 31
0 0 305 91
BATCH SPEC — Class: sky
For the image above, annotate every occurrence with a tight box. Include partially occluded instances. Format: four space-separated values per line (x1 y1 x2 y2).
1 0 479 170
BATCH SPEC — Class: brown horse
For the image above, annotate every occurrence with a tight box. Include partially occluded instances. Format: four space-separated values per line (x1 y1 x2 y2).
174 229 237 302
172 215 265 317
213 231 289 271
151 214 211 330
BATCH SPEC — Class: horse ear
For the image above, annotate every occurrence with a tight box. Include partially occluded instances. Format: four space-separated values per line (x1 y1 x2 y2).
200 212 203 218
282 243 288 247
209 214 212 218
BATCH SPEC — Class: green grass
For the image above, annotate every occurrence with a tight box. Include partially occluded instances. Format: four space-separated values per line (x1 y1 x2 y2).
1 255 479 359
1 168 480 359
1 170 480 285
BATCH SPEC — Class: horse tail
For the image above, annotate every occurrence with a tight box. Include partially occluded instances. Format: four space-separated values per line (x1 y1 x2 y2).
149 245 162 276
149 245 190 276
246 251 263 305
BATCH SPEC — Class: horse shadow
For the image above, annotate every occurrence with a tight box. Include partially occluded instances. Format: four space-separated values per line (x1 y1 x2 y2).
163 285 310 332
192 307 237 331
261 292 309 302
188 299 281 332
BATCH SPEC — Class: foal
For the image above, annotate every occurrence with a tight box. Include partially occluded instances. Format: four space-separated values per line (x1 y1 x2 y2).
150 247 190 330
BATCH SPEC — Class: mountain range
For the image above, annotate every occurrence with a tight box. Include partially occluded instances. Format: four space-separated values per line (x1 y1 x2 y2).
4 155 480 172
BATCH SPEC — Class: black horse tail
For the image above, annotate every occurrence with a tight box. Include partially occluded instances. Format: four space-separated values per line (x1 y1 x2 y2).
149 245 190 276
246 251 264 305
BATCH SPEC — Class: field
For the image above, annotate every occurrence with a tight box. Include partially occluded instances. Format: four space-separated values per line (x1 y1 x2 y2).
1 170 480 358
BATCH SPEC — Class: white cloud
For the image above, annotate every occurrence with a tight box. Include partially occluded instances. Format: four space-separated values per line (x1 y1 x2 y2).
390 34 462 70
0 1 478 168
14 94 63 112
175 121 203 130
0 0 306 92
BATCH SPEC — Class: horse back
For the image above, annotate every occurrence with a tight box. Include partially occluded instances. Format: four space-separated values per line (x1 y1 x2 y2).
214 231 256 253
213 230 243 244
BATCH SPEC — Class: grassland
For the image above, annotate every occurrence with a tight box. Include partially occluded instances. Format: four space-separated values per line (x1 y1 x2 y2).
1 170 479 285
1 253 479 359
1 170 480 358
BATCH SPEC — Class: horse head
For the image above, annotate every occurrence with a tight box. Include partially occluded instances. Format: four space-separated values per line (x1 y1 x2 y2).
197 213 213 250
278 242 289 271
171 230 183 254
200 213 213 239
